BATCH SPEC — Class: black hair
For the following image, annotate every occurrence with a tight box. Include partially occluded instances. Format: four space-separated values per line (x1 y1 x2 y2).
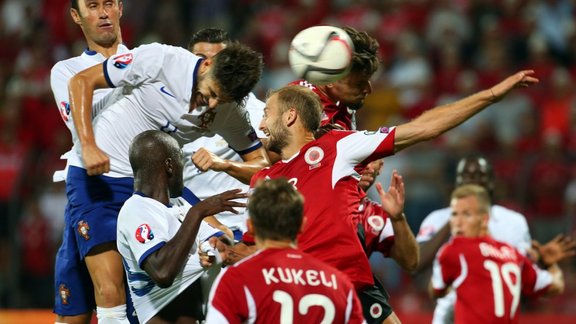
211 42 263 105
188 28 231 49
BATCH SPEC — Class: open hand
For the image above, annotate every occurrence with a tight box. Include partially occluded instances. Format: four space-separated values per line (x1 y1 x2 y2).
533 234 576 267
193 189 247 218
375 169 405 220
490 70 539 101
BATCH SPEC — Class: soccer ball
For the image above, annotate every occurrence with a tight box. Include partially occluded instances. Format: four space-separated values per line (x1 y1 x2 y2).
288 26 354 85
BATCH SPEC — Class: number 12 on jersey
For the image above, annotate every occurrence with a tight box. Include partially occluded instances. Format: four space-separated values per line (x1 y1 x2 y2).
273 290 335 324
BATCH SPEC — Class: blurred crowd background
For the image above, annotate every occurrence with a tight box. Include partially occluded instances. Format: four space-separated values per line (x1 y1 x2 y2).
0 0 575 316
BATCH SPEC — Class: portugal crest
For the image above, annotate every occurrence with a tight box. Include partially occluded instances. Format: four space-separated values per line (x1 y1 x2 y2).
77 220 90 240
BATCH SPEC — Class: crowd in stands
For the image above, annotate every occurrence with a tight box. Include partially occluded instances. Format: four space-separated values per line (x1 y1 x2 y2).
0 0 574 313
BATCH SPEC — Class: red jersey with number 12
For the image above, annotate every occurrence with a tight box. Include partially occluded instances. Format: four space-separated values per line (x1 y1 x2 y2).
251 128 395 289
207 248 364 324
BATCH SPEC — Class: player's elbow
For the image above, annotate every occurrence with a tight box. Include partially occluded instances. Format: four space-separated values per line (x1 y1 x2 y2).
150 270 177 289
404 255 420 273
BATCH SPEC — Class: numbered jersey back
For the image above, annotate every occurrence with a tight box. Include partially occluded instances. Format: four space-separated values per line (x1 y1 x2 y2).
432 236 551 324
207 248 364 324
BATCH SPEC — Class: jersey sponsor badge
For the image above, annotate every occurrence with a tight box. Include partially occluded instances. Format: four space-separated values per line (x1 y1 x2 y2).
367 215 385 234
58 101 71 122
379 127 390 134
304 146 324 168
135 224 155 243
369 303 383 319
112 53 133 69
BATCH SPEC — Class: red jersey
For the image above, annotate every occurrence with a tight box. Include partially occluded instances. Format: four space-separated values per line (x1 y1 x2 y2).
251 128 396 289
207 248 365 324
289 80 356 130
358 198 395 257
431 236 553 324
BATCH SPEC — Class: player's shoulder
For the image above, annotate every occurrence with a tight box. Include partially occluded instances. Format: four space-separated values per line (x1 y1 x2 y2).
491 205 528 224
51 54 86 75
244 92 265 112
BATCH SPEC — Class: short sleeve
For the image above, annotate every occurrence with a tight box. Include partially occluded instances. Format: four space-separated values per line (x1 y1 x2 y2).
103 43 164 88
211 103 262 155
207 268 248 323
119 198 173 267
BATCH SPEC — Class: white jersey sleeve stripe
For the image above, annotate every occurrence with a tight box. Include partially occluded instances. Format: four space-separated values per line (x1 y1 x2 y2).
345 289 354 322
205 308 230 324
453 254 468 288
332 128 395 188
532 264 554 292
378 219 395 243
244 286 257 324
431 256 447 290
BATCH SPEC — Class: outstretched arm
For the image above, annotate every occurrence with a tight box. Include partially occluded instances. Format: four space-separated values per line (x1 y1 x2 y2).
192 146 270 184
376 170 419 272
414 223 451 274
68 64 112 175
142 189 247 288
394 70 538 152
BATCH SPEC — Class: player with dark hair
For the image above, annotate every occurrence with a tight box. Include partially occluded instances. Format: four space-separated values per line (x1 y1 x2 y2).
290 26 379 130
117 130 246 323
188 28 231 53
254 69 537 323
429 184 567 323
206 178 365 323
50 1 135 323
183 28 268 241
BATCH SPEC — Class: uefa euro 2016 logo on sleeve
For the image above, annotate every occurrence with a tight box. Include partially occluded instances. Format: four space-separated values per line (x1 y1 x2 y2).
113 53 133 69
135 224 154 244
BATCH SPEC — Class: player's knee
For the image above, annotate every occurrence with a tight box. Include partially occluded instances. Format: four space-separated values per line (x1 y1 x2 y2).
94 281 125 305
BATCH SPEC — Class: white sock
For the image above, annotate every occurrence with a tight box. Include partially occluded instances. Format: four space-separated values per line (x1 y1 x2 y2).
96 304 130 324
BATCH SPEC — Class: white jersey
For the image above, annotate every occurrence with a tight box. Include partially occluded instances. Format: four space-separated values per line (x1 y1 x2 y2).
182 92 265 232
117 193 219 323
66 43 260 178
50 45 129 181
417 204 532 324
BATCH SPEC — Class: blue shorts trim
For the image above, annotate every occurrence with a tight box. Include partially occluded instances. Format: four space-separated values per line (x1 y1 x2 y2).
66 166 133 258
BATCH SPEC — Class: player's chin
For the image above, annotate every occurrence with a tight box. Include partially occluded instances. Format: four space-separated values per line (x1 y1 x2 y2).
348 101 364 111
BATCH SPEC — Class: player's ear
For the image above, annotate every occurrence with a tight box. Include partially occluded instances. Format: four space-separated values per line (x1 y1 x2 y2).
70 8 82 25
165 158 173 175
299 216 307 234
285 107 297 126
246 218 254 235
199 58 213 75
118 0 124 18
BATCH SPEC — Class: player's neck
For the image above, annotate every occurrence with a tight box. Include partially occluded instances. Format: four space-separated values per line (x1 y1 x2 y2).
256 238 297 250
86 39 122 58
135 181 170 205
281 131 316 160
